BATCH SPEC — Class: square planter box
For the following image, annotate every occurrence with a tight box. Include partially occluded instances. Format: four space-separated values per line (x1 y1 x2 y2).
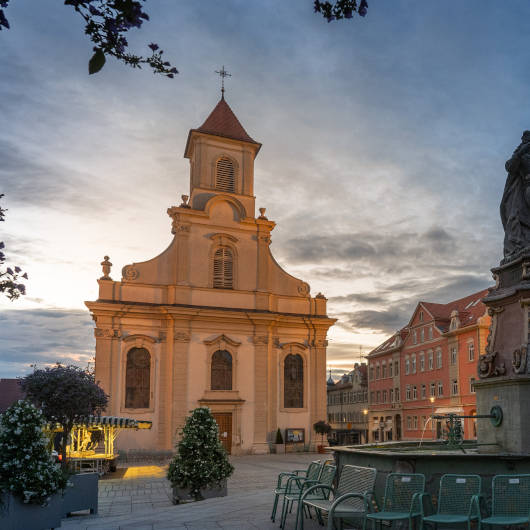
0 492 62 530
172 479 227 504
274 443 286 454
62 472 99 516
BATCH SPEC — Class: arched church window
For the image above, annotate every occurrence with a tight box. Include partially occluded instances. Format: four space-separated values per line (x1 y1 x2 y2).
125 347 150 409
213 247 233 289
215 157 235 193
284 354 303 408
211 350 232 390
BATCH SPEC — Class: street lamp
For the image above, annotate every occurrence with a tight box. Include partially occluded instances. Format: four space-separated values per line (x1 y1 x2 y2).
363 409 368 444
429 396 435 438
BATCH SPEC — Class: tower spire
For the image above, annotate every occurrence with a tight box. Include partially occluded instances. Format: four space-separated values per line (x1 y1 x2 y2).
215 65 231 99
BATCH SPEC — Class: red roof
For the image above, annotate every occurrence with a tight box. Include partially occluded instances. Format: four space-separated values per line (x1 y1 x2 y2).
421 288 489 331
0 379 25 413
195 98 259 145
368 288 490 355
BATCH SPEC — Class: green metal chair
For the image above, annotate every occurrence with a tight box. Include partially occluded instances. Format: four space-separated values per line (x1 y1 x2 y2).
420 474 481 530
365 473 425 529
271 460 321 522
480 474 530 528
280 463 337 529
298 464 377 530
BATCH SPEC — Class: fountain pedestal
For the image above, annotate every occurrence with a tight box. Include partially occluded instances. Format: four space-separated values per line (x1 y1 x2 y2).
477 250 530 453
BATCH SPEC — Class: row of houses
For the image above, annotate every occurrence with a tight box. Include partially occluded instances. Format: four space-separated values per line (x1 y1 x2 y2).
327 288 489 443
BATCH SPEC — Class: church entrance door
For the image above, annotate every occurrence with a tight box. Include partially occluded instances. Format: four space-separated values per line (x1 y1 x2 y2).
212 412 232 454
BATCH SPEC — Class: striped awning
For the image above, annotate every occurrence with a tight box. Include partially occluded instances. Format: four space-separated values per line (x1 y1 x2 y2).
81 416 152 429
46 416 152 430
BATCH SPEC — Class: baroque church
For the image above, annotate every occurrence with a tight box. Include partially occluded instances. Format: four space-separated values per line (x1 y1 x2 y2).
86 95 335 455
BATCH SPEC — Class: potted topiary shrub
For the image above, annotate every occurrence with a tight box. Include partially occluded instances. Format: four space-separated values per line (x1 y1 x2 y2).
313 420 332 454
21 364 108 516
167 407 234 504
274 428 285 454
0 400 68 530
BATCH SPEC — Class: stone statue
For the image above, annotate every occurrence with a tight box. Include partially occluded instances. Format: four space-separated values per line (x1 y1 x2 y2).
100 256 112 280
501 130 530 259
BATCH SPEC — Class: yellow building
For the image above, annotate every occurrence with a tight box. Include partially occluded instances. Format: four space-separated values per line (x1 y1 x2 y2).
86 96 335 455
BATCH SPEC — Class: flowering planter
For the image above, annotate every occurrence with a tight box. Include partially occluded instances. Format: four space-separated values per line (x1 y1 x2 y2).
62 472 99 516
0 492 62 530
172 479 227 504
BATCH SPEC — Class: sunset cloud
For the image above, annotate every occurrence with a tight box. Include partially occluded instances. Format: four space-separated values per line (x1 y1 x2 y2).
0 1 527 376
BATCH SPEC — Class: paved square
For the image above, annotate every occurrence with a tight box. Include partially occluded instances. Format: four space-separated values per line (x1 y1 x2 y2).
61 452 338 530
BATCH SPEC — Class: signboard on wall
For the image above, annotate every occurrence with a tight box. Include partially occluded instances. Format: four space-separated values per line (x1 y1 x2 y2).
286 428 305 443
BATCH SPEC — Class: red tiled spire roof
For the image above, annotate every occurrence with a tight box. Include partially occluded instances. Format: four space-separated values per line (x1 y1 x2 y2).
195 98 259 145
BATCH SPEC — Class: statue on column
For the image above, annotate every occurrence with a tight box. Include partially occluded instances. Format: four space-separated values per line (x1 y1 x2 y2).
501 130 530 260
100 256 112 280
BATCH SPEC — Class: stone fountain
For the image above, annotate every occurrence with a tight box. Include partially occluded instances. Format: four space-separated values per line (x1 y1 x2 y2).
332 131 530 503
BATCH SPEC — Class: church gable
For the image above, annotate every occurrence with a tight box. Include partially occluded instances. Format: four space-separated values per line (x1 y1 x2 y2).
94 97 328 310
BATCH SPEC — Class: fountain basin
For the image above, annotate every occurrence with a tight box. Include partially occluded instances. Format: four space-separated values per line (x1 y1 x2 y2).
332 441 530 504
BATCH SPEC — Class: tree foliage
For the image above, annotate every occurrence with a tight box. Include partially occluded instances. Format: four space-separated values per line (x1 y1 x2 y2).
0 0 178 78
0 400 68 505
21 364 108 468
167 407 234 501
0 194 28 301
314 0 368 22
313 420 331 443
0 1 368 79
275 427 284 444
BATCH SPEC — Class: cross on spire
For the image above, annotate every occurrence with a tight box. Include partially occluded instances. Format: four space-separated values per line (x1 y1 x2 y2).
215 65 231 99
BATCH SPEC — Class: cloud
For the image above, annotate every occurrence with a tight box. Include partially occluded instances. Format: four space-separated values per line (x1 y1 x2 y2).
330 273 491 336
0 309 94 378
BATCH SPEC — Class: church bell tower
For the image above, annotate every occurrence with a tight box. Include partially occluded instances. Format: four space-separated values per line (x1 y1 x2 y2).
183 96 262 219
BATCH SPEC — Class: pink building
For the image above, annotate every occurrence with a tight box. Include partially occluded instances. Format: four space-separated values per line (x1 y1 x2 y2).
366 289 490 442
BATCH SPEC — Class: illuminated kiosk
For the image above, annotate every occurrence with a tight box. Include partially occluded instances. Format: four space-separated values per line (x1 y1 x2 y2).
46 416 152 474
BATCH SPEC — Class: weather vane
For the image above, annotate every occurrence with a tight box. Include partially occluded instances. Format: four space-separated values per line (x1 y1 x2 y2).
215 65 231 98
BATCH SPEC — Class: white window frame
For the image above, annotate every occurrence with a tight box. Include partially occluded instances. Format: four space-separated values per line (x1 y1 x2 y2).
468 342 475 361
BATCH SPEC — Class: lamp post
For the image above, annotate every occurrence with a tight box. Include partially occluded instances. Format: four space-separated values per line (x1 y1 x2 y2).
363 408 368 444
429 396 435 438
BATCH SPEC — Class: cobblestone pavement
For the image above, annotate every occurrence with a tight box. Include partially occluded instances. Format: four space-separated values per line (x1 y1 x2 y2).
61 453 339 530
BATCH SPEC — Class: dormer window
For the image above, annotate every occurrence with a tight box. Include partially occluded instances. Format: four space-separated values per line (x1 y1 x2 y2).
215 157 235 193
213 246 233 289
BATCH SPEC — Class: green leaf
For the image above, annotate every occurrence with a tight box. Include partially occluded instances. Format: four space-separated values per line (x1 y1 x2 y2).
88 48 106 75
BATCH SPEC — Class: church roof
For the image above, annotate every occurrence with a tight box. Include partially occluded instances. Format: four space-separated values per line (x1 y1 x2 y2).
185 98 261 157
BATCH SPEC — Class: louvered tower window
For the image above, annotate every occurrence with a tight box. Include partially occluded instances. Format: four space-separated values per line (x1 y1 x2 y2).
215 157 235 193
213 246 233 289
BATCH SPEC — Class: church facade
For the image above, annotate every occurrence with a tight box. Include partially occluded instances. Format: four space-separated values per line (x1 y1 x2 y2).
86 97 335 455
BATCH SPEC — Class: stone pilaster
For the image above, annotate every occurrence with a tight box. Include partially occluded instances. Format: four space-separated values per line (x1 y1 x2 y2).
171 328 191 447
268 334 279 439
175 223 191 286
156 327 171 450
310 337 328 449
252 331 270 453
256 220 272 298
94 326 121 414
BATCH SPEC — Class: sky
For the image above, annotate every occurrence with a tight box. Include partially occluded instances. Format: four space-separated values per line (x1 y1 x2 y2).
1 1 530 379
